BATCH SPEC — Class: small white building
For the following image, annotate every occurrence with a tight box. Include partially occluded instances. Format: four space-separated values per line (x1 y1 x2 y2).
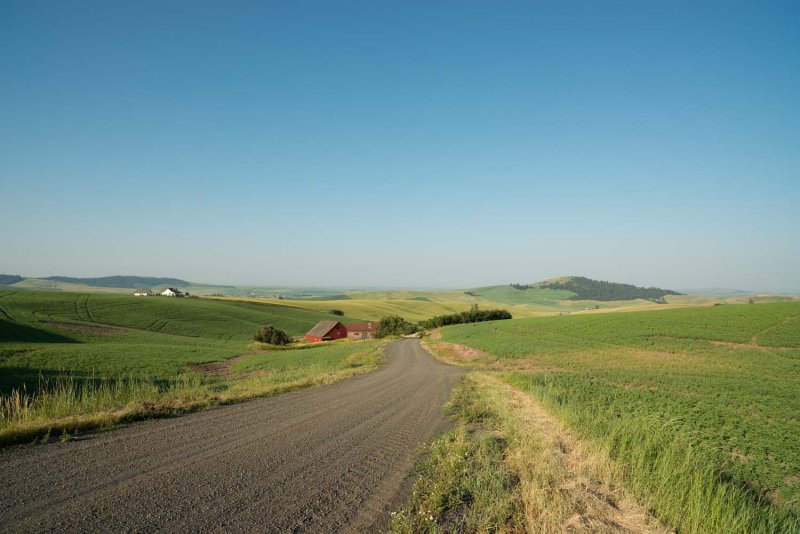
133 288 153 297
160 287 182 297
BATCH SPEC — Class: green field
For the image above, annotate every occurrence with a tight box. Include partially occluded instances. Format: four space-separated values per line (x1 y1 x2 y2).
468 284 576 306
8 276 797 321
222 295 480 322
0 290 363 391
435 302 800 532
0 290 380 444
238 286 798 321
234 340 383 375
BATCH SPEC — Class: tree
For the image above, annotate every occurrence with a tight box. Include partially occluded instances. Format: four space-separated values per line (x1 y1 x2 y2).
329 309 345 316
375 316 417 338
254 325 290 345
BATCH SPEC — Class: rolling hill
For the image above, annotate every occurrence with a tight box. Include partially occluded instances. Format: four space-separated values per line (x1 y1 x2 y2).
44 275 191 288
0 290 364 392
530 276 683 301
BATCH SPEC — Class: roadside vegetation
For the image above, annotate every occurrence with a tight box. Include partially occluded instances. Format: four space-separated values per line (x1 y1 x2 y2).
392 374 667 533
0 290 378 445
423 302 800 533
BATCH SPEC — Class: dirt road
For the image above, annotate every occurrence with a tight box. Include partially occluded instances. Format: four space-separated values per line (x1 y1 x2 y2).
0 339 464 533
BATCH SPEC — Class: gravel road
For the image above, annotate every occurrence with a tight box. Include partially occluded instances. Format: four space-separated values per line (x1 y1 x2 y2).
0 339 464 533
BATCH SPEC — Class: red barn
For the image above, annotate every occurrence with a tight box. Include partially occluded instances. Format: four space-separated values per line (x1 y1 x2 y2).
304 320 347 342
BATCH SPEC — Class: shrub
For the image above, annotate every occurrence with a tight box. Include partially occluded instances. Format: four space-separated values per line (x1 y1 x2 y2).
254 325 290 345
329 309 345 316
376 316 417 338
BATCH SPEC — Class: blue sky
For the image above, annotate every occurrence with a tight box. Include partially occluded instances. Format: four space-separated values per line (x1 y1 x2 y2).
2 1 799 291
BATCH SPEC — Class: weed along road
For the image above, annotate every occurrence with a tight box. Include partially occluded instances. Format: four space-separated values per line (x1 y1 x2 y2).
0 339 464 533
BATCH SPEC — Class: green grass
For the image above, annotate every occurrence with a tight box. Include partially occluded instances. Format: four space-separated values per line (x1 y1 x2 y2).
0 290 363 391
0 289 376 445
0 340 383 446
234 339 382 374
0 290 361 340
218 295 480 322
391 377 523 533
438 301 800 532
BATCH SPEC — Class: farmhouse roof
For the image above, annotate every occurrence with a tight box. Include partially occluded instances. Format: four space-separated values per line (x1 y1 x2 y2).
344 322 378 333
134 288 152 294
305 320 343 338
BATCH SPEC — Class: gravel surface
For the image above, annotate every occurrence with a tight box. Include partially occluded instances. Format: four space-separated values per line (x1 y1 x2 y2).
0 339 464 533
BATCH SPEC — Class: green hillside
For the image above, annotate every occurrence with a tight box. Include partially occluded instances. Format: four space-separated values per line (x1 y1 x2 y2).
532 276 682 301
468 285 575 306
0 290 362 392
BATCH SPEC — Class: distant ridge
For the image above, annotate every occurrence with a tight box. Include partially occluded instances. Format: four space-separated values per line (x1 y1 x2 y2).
519 276 682 302
0 274 24 286
44 275 190 288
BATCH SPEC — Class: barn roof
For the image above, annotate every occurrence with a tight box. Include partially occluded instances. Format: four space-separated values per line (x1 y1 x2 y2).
344 322 378 333
305 320 343 338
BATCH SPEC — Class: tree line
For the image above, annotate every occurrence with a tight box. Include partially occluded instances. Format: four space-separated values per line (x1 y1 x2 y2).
420 305 512 329
537 276 682 302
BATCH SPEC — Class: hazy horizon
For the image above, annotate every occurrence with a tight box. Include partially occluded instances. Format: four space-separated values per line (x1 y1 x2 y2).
2 2 798 293
3 271 797 296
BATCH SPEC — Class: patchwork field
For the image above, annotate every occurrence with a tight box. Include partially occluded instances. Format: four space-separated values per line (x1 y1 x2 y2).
215 286 798 322
427 302 800 532
218 295 480 322
0 290 380 444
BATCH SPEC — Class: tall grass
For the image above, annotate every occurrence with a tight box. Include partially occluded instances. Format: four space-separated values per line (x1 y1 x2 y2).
505 372 800 533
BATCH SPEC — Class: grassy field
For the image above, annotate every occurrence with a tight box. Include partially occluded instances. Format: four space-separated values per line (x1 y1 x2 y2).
213 295 481 322
427 302 800 533
0 290 363 390
0 290 378 445
215 286 798 323
9 277 796 319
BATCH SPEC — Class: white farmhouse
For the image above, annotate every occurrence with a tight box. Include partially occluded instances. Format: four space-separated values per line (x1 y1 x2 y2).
160 287 182 297
133 288 153 296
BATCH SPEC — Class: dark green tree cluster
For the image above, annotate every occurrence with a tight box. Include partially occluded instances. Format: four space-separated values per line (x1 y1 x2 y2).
375 316 417 338
421 305 512 329
328 309 345 316
0 274 24 286
509 283 529 290
539 277 682 302
254 325 290 345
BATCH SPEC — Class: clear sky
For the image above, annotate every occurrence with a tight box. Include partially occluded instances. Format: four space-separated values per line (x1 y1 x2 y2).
2 1 798 291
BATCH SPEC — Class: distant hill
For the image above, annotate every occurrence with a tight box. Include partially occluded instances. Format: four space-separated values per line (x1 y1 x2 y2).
0 274 24 286
43 275 190 288
529 276 682 302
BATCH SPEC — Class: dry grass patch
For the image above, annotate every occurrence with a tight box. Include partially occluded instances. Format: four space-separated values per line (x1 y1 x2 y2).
480 374 669 533
433 342 495 365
